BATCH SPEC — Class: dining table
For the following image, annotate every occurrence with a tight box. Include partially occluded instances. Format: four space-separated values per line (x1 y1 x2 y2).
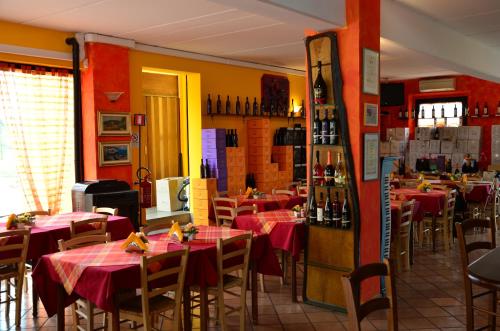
232 209 306 302
233 194 307 212
468 246 500 287
32 225 282 331
0 211 134 316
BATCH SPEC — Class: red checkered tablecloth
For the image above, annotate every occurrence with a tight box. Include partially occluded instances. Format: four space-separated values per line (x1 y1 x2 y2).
392 188 447 217
34 212 107 227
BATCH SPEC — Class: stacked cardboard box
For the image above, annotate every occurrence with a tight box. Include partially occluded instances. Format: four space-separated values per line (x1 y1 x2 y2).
272 146 294 189
191 178 217 225
247 119 279 193
226 147 246 195
202 129 227 192
381 128 409 158
492 125 500 165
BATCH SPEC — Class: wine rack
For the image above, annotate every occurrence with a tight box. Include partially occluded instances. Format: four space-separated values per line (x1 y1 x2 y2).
303 31 361 311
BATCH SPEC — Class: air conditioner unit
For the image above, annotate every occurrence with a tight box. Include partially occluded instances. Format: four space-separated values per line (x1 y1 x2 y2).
419 78 456 92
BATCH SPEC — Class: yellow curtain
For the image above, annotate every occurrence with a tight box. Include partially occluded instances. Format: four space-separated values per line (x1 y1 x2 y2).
0 66 74 214
143 95 180 205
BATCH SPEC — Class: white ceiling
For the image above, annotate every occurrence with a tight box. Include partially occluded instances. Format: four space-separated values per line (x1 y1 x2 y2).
0 0 499 80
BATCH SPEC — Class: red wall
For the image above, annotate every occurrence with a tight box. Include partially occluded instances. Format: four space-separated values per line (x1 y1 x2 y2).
382 75 500 164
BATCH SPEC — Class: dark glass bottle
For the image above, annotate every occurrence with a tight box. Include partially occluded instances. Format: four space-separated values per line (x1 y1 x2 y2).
216 95 222 114
225 95 231 114
474 102 479 116
270 102 275 117
234 129 238 147
253 97 258 116
454 104 458 117
329 110 338 145
421 106 425 119
318 192 325 210
313 110 321 144
431 105 435 118
227 129 232 147
245 97 250 116
200 159 206 179
235 96 241 115
483 103 489 116
207 94 212 115
441 105 445 118
324 150 335 186
332 191 341 228
260 98 266 116
313 150 324 186
321 109 329 144
205 159 211 178
341 190 351 230
308 192 317 225
313 61 327 104
324 188 333 227
404 107 408 119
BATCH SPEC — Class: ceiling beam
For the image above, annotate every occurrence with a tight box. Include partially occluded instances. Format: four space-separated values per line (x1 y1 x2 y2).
381 0 500 83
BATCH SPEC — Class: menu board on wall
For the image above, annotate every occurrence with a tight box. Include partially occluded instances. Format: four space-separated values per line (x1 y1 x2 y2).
492 125 500 165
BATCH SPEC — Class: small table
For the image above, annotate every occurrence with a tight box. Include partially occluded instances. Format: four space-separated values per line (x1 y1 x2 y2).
234 194 306 212
468 247 500 287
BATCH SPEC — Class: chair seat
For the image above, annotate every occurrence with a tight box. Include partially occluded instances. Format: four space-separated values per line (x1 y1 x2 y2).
191 274 243 294
120 294 176 316
0 265 18 280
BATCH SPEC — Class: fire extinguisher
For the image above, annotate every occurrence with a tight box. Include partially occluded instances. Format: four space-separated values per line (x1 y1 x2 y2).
136 167 152 208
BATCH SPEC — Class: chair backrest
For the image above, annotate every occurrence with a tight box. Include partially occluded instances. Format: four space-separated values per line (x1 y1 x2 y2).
443 189 457 221
297 186 308 198
398 199 415 235
400 180 417 188
27 209 51 216
70 216 108 238
342 259 398 331
232 205 257 217
272 188 296 196
140 219 172 235
140 247 190 331
215 191 228 198
0 229 30 275
216 232 252 290
212 197 238 227
58 233 111 251
92 206 118 216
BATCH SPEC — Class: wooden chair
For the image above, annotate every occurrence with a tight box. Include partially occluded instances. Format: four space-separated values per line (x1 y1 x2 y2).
70 216 108 238
212 197 238 227
456 218 497 331
140 219 173 235
400 180 418 188
92 206 118 216
421 189 457 251
119 247 189 331
271 188 296 196
26 209 51 216
215 191 229 198
297 186 308 198
390 200 415 272
231 205 257 217
58 233 111 331
341 259 398 331
0 229 30 326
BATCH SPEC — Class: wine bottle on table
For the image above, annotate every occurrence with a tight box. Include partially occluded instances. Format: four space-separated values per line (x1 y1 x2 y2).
245 97 250 116
313 61 327 104
334 152 346 186
321 109 330 144
225 95 231 114
253 97 258 116
313 150 325 186
207 94 212 115
313 110 322 144
235 96 241 115
324 188 333 227
200 159 206 179
205 159 211 178
324 151 335 186
216 95 222 114
308 192 317 225
332 191 341 228
234 129 238 147
329 109 338 145
341 190 351 230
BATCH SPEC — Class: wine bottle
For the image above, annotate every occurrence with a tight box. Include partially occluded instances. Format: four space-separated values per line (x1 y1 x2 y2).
321 109 330 145
253 97 258 116
317 192 324 225
398 108 402 119
483 103 489 116
225 129 230 147
324 188 332 227
441 105 445 118
318 192 325 210
454 104 458 117
334 152 346 186
313 61 327 104
245 97 250 116
313 150 325 186
324 150 335 186
205 159 211 178
431 105 435 118
234 129 238 147
216 95 222 114
308 192 317 225
332 191 341 228
421 106 425 119
270 102 275 117
227 129 233 147
474 102 479 116
341 190 351 230
200 159 206 179
404 107 408 119
225 95 231 114
313 110 321 144
260 97 266 116
329 110 339 145
207 94 212 115
235 96 241 115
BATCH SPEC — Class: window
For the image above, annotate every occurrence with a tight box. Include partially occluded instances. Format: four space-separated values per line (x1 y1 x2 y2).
415 97 467 128
0 64 74 215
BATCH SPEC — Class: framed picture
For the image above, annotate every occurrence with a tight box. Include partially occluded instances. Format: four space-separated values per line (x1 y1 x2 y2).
364 103 379 126
363 133 379 181
362 48 379 95
98 112 131 136
99 142 131 166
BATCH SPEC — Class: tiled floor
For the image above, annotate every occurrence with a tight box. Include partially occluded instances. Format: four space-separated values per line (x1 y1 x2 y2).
2 232 498 330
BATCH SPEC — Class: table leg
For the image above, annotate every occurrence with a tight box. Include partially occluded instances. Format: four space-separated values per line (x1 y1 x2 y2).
200 286 208 331
432 215 437 253
183 287 192 331
410 223 414 265
110 303 120 331
281 250 288 285
291 255 297 303
251 261 258 325
56 285 65 331
31 259 39 317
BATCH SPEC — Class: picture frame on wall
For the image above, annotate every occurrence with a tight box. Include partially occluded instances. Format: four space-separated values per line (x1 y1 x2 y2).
364 103 379 126
363 133 379 181
99 142 131 166
98 112 131 136
362 48 380 95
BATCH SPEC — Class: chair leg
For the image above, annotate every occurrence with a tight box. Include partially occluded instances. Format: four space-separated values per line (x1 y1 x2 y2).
489 290 497 330
239 287 246 331
465 283 474 331
218 289 226 331
15 276 23 327
258 274 265 293
281 250 288 285
6 280 10 317
72 303 79 330
86 300 94 331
